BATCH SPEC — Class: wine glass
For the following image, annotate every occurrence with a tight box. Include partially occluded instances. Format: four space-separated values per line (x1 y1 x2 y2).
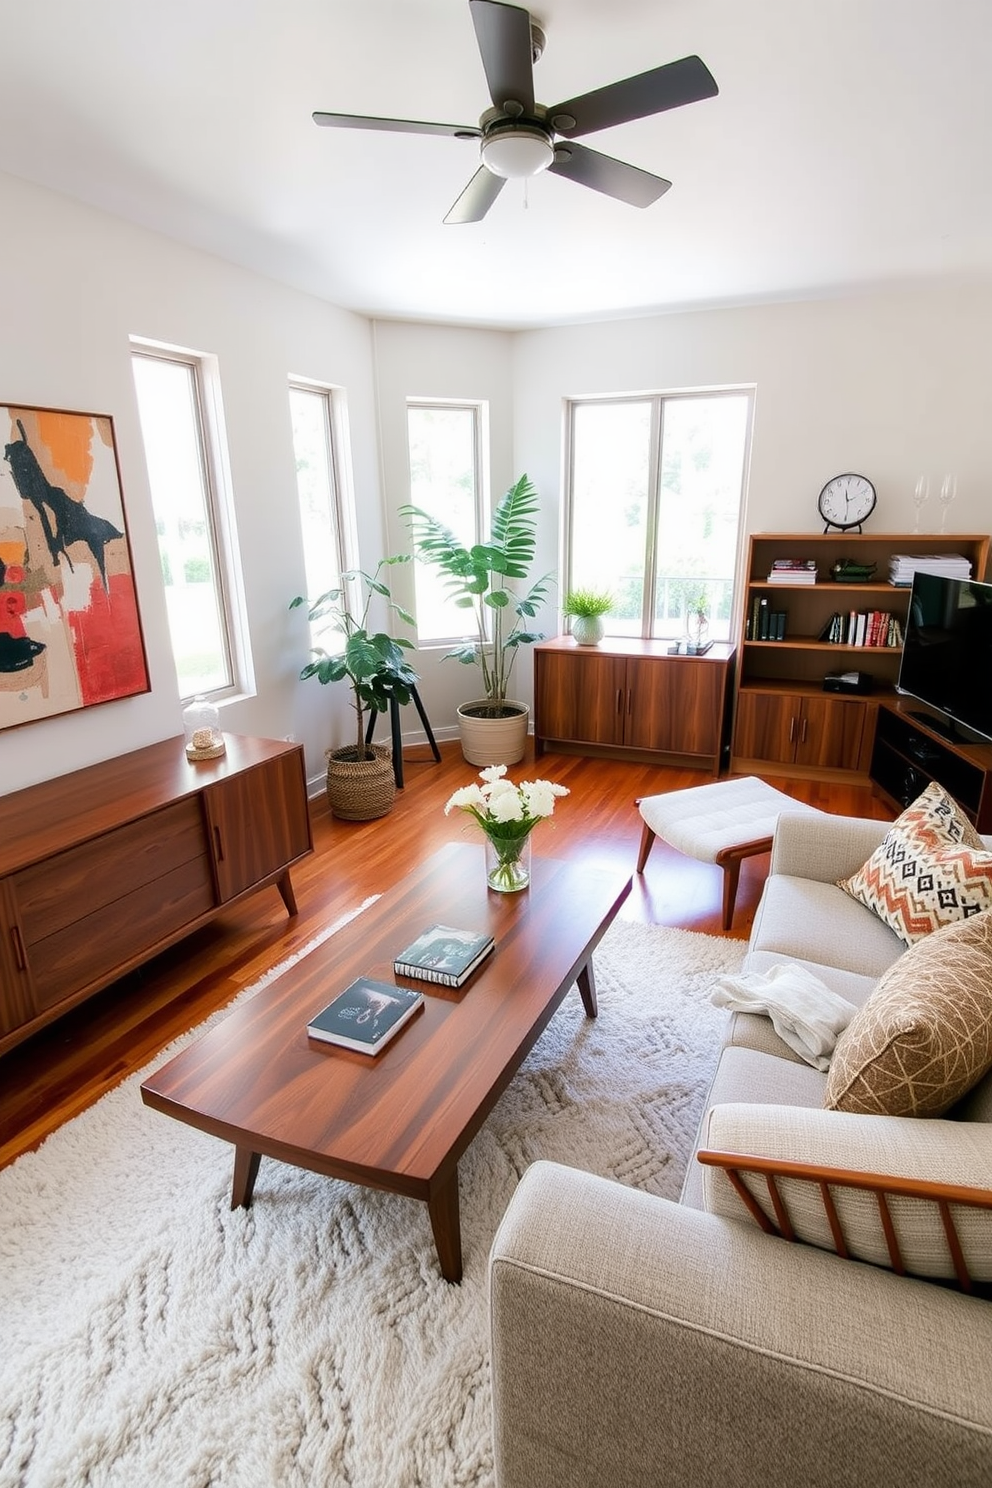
912 475 929 533
938 474 957 533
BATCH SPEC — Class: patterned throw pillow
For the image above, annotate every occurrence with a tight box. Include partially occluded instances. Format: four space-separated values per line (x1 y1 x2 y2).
837 781 992 945
825 910 992 1116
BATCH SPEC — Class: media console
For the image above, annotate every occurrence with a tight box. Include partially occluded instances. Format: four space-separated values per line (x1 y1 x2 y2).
869 699 992 832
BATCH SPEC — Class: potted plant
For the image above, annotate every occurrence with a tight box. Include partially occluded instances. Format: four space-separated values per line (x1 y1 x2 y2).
401 474 553 766
562 588 613 647
685 589 711 654
290 556 417 820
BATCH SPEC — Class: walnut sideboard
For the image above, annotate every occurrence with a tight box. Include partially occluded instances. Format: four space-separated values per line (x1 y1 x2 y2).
0 734 313 1055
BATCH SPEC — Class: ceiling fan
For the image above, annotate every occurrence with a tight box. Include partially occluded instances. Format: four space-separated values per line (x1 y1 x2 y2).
313 0 718 224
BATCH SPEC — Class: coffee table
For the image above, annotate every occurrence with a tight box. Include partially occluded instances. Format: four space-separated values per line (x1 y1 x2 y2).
141 842 631 1281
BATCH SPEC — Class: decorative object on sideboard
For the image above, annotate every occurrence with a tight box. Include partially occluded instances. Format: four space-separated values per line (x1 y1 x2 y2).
685 589 711 654
817 472 876 532
445 764 569 892
938 473 957 533
183 694 226 759
290 556 417 818
0 404 150 733
561 587 613 647
403 475 554 766
912 475 930 533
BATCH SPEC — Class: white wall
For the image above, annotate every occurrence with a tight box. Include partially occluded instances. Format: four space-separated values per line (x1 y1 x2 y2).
4 165 991 799
0 171 383 794
512 286 992 578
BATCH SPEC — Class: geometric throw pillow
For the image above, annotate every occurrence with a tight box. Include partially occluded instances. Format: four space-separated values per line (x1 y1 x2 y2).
837 781 992 945
825 909 992 1116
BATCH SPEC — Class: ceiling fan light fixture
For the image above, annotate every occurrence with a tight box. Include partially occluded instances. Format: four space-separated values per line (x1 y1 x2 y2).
481 124 554 179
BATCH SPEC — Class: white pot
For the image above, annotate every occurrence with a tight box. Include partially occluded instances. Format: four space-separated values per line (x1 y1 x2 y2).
456 700 529 766
570 615 606 646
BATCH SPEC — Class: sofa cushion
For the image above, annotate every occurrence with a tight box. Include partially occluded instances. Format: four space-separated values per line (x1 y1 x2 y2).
680 1045 826 1209
700 1101 992 1282
837 782 992 945
750 873 904 979
825 911 992 1117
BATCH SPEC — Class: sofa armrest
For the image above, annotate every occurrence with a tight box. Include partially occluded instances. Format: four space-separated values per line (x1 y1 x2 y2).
768 811 891 883
490 1161 992 1488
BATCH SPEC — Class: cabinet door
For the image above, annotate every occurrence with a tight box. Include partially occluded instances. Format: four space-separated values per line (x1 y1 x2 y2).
624 657 725 754
796 696 869 771
535 650 627 746
203 750 311 903
733 690 800 765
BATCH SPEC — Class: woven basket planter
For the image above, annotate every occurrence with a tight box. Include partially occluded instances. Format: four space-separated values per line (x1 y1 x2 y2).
324 743 395 821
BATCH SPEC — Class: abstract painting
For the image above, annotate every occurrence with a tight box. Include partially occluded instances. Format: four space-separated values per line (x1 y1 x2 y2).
0 405 149 730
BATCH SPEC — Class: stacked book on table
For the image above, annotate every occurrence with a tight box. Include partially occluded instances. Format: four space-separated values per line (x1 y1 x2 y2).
888 553 972 586
766 558 818 584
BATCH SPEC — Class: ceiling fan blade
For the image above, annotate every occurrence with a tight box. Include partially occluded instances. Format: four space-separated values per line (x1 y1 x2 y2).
313 111 480 139
444 166 506 224
548 141 671 207
469 0 535 114
548 55 718 138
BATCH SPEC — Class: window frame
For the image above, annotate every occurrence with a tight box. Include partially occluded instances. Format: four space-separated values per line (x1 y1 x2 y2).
405 397 488 647
563 388 753 642
131 339 250 704
288 378 357 628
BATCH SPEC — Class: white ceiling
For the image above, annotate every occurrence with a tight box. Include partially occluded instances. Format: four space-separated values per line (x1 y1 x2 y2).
4 0 992 329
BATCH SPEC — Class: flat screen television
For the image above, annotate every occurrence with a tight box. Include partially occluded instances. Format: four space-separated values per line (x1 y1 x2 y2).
896 571 992 743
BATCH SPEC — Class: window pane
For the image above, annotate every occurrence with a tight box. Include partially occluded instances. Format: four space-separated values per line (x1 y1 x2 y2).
290 385 343 620
407 404 479 642
570 401 652 637
132 354 231 697
653 395 749 642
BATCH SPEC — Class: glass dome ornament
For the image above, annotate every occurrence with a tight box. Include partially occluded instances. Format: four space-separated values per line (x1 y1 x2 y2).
183 695 226 760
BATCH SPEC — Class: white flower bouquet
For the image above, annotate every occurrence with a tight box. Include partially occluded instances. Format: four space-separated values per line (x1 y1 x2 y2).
445 765 569 891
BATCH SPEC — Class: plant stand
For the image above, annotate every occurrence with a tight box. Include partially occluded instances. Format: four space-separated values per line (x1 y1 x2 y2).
363 683 442 788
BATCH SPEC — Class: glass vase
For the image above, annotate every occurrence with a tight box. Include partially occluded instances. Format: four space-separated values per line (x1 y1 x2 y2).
484 831 532 893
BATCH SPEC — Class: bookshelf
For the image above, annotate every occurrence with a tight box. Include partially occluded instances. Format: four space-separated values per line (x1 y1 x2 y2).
731 532 991 783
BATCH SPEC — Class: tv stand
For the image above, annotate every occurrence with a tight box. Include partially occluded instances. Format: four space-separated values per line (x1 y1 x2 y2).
870 700 992 832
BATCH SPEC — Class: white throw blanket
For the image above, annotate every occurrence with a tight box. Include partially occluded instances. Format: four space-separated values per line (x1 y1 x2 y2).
711 964 859 1071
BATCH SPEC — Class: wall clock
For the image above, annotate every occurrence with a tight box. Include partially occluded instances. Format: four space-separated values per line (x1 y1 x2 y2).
817 473 876 532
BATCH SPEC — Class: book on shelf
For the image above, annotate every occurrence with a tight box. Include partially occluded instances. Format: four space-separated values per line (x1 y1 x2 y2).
839 609 900 647
888 554 972 585
393 923 495 987
770 558 818 570
307 978 424 1054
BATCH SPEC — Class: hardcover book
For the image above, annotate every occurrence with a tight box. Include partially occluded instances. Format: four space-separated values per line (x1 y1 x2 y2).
393 924 495 987
306 978 424 1053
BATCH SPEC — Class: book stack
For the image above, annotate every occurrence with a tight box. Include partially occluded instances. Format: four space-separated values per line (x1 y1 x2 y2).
746 594 787 640
820 610 902 646
766 558 818 585
888 554 972 586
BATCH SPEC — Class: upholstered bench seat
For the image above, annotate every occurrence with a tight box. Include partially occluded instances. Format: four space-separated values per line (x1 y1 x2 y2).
636 775 823 929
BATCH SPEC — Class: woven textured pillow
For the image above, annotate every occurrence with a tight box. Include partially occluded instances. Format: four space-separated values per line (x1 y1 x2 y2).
825 910 992 1116
838 781 992 945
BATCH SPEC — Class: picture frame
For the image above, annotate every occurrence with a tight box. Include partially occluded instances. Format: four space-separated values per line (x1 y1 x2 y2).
1 404 150 731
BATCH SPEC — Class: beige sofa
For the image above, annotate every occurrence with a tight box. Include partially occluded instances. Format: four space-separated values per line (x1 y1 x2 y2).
489 811 992 1488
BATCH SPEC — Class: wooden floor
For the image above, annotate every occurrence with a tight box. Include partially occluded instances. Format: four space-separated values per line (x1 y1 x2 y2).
0 741 892 1171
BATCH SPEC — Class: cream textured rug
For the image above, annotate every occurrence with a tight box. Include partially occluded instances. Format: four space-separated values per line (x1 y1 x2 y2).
0 916 744 1488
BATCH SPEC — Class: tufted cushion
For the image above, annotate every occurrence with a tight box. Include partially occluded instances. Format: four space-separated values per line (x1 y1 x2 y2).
825 911 992 1116
837 782 992 945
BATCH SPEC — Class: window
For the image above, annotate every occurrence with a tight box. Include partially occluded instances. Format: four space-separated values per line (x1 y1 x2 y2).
289 382 350 628
566 391 752 642
131 345 241 700
406 401 484 642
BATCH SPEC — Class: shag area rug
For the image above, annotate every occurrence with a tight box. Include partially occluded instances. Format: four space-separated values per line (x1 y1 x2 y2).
0 916 744 1488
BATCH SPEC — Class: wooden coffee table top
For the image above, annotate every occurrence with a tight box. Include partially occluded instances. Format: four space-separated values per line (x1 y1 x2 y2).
141 843 631 1204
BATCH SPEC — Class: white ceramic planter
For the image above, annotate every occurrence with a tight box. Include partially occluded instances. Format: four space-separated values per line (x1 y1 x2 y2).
456 700 529 766
570 616 606 646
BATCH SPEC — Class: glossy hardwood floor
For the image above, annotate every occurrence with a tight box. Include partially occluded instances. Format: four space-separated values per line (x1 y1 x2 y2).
0 740 892 1170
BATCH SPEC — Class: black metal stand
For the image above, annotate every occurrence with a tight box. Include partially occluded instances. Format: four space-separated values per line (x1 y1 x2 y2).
364 684 442 789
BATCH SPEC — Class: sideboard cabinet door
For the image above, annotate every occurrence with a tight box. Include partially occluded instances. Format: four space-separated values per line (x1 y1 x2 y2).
203 750 312 904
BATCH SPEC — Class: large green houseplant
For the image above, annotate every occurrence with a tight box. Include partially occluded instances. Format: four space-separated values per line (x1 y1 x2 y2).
401 474 553 765
290 556 417 818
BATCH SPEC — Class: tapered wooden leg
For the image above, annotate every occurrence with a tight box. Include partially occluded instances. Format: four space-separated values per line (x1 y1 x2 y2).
231 1147 261 1209
577 959 598 1018
721 859 742 931
428 1169 463 1283
636 822 656 874
276 870 298 917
